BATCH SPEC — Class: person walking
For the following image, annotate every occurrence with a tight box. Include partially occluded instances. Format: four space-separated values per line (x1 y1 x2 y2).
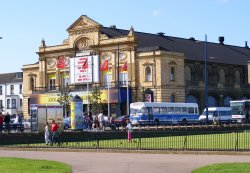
44 122 50 145
4 112 10 132
126 120 133 142
50 120 60 146
0 112 3 133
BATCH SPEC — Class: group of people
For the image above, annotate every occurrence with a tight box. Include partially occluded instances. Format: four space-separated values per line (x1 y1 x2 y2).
44 119 61 146
81 113 110 131
0 112 22 132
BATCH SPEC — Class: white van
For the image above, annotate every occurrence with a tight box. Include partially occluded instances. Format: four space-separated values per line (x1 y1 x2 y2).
199 107 232 124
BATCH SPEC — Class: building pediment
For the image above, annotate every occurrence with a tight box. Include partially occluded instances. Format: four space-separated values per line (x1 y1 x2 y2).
67 15 102 33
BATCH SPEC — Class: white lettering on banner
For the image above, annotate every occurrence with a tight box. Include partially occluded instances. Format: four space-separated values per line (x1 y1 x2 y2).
70 55 100 84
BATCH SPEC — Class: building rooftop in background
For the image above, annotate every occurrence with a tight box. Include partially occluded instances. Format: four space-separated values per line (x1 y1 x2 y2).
0 72 23 84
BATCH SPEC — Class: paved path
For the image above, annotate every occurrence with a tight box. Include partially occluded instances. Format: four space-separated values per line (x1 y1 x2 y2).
1 149 250 173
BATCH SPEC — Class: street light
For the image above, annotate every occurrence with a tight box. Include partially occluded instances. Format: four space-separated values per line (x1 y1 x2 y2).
0 37 2 39
204 34 209 123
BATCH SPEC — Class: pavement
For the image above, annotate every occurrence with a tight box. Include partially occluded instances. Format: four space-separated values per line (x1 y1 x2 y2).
1 149 250 173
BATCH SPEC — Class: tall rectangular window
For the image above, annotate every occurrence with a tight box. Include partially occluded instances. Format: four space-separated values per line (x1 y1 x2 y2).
49 79 56 90
7 99 10 108
10 85 14 94
20 99 23 107
0 86 2 95
0 100 3 109
12 99 16 108
19 84 22 94
119 72 128 86
104 73 112 88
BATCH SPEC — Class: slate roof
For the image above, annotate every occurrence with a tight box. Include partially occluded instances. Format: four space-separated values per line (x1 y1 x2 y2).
0 72 23 84
101 27 250 65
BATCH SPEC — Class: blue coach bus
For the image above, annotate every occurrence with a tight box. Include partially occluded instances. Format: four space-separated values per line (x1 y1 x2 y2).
129 102 199 125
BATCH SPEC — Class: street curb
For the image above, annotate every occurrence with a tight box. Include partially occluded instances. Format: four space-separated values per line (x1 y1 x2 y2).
1 147 250 156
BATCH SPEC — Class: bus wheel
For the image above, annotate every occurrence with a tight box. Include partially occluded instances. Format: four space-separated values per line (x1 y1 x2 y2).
154 119 159 126
182 119 187 125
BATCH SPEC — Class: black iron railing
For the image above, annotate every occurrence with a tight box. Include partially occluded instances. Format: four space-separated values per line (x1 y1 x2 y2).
1 126 250 151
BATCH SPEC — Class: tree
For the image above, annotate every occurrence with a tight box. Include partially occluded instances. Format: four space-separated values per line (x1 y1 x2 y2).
57 84 72 117
88 86 102 115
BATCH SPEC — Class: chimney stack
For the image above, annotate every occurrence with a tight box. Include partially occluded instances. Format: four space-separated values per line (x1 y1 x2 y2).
219 36 224 45
245 41 249 48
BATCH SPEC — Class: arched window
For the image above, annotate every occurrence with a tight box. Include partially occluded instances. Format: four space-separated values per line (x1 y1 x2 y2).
184 66 191 82
170 66 175 81
208 96 217 107
145 66 152 81
186 95 198 103
219 69 225 84
224 96 232 107
170 94 175 102
235 71 240 84
30 77 34 90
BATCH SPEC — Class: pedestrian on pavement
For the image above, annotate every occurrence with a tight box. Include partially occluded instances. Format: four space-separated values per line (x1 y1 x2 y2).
0 112 3 133
126 119 133 142
44 122 50 145
50 119 60 146
4 112 10 132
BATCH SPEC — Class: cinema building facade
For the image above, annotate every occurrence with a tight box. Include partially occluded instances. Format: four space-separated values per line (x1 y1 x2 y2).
22 15 250 117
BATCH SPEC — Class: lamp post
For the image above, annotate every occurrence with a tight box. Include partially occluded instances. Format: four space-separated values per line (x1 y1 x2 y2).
0 37 2 39
205 34 209 123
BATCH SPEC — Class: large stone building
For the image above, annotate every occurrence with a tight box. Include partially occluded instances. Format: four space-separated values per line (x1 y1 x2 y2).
22 15 250 118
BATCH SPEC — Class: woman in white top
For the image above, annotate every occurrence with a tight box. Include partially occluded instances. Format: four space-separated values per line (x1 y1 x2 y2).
44 122 50 145
126 120 133 142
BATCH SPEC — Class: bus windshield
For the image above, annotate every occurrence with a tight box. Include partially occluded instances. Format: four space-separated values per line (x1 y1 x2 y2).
231 102 245 115
202 110 215 116
130 107 147 115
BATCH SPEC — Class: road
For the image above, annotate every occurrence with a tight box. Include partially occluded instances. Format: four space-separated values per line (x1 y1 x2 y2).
1 149 250 173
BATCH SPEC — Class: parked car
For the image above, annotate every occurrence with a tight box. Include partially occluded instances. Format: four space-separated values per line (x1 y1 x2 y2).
64 117 71 130
113 115 130 127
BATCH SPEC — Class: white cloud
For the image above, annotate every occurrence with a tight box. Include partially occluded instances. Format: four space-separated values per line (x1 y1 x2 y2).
152 9 161 17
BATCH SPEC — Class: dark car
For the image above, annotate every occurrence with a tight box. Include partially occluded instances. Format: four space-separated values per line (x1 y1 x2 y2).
113 115 129 127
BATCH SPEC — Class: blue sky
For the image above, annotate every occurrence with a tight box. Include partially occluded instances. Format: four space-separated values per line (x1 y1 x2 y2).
0 0 249 73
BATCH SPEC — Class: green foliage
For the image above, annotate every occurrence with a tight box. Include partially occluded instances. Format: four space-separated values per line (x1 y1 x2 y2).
192 163 250 173
57 84 72 117
0 157 71 173
88 86 102 114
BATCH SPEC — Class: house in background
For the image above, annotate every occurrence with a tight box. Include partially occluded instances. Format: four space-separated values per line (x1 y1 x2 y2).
0 72 23 116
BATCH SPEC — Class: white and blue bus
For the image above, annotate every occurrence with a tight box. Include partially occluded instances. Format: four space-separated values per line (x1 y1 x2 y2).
230 100 250 123
129 102 199 125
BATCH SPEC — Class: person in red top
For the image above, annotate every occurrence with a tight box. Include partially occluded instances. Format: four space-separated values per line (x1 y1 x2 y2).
50 119 60 146
0 112 3 133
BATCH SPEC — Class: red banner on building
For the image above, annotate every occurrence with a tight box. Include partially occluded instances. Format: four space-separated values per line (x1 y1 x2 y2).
120 61 127 72
56 55 66 69
100 60 109 71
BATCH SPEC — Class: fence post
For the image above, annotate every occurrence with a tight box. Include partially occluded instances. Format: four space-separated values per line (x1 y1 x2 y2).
138 132 141 150
96 132 99 149
183 134 187 150
235 130 238 152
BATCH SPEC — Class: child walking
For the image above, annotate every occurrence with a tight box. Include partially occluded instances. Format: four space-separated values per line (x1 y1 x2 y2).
126 120 133 142
44 122 50 145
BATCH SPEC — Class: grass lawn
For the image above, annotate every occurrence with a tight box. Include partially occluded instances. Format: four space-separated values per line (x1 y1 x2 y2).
0 157 71 173
192 163 250 173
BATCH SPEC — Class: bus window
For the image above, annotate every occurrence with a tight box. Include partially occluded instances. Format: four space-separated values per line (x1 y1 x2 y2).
160 107 167 114
175 107 181 114
153 107 160 114
182 107 188 114
188 107 194 114
141 107 147 114
168 107 174 114
195 107 198 114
